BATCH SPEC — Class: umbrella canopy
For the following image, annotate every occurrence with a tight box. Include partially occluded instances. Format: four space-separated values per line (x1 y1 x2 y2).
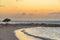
3 18 11 22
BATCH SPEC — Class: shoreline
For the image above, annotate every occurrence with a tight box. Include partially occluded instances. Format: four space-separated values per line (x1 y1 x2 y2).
0 23 60 27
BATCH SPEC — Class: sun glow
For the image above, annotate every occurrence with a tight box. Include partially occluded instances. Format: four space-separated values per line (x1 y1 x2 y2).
0 0 60 16
17 0 60 13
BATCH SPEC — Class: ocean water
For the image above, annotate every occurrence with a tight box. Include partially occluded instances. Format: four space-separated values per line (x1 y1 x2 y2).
15 27 60 40
1 21 60 24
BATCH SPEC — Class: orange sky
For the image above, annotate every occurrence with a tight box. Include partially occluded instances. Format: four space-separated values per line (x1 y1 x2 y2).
0 0 60 20
0 0 60 13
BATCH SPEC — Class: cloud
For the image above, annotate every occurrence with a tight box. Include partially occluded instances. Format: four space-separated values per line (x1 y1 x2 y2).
16 0 23 1
21 13 26 16
0 5 4 7
42 12 60 19
16 0 18 1
49 12 60 15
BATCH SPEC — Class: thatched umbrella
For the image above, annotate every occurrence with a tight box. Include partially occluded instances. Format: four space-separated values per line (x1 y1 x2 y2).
3 18 11 26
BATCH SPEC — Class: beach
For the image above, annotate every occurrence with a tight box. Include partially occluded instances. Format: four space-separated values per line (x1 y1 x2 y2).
0 24 40 40
0 24 60 40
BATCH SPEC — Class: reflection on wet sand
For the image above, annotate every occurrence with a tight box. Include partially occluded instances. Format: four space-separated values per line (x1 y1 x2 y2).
15 29 35 40
15 29 56 40
21 30 56 40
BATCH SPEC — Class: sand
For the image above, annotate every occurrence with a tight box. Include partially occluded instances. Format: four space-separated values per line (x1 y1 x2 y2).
0 24 25 40
0 25 19 40
0 24 58 40
0 24 39 40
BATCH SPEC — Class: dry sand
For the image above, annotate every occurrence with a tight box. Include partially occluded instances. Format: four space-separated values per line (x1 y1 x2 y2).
0 24 27 40
0 25 20 40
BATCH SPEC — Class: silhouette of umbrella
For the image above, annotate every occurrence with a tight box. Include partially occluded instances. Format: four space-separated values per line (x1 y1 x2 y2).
3 18 11 26
3 18 11 22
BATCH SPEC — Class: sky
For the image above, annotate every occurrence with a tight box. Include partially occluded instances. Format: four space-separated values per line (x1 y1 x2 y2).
0 0 60 20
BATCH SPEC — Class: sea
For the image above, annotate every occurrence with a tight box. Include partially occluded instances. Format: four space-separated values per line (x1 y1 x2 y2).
0 21 60 24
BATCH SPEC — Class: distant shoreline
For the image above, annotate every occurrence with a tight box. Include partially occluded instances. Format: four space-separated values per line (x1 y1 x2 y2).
0 23 60 27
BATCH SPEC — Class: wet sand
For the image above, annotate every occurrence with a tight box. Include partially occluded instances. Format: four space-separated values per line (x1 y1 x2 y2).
15 29 36 40
15 29 56 40
21 30 55 40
